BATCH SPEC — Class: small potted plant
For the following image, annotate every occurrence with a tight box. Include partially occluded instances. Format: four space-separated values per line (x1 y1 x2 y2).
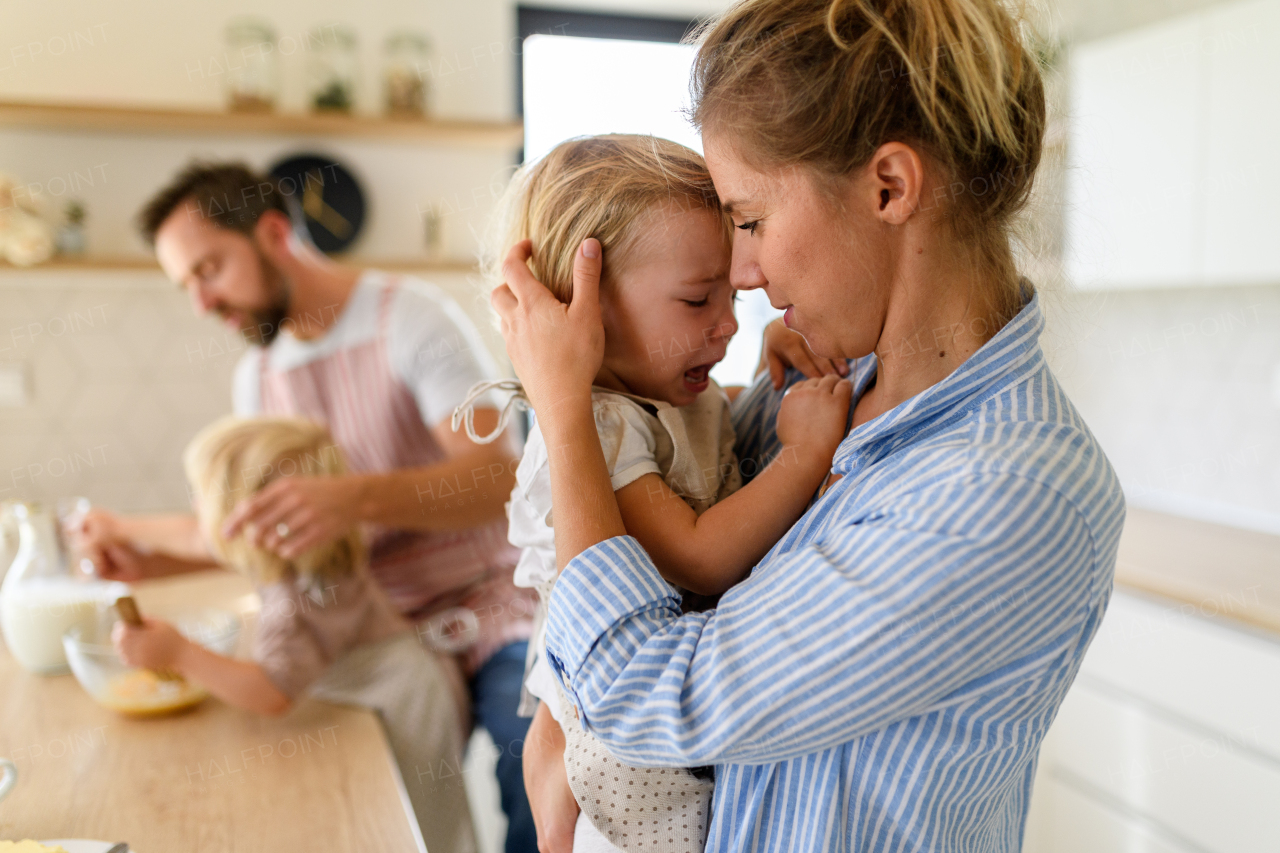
57 200 88 257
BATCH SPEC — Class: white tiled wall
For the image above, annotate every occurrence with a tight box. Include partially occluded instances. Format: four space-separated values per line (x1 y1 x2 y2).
0 268 502 513
1 274 236 511
1042 283 1280 533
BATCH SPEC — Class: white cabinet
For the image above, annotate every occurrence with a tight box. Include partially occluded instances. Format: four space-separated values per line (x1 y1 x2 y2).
1025 592 1280 853
1066 0 1280 289
1201 0 1280 284
1066 16 1206 289
1032 776 1195 853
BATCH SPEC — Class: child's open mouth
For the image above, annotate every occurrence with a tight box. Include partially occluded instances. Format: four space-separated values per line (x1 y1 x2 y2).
683 364 713 394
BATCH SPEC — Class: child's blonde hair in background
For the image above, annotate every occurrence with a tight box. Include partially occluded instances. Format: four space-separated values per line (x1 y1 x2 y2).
483 134 728 303
183 416 360 584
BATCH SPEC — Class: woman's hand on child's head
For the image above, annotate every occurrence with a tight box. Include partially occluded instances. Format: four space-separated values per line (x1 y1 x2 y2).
490 238 606 417
112 615 187 670
759 318 850 390
777 374 853 464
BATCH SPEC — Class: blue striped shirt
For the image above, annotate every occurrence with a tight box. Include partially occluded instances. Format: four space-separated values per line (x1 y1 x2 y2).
544 290 1125 852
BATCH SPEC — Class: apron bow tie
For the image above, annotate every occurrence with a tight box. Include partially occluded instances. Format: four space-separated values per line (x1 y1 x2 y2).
451 379 530 443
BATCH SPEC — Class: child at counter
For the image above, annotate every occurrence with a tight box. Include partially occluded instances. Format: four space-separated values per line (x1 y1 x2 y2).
113 416 477 853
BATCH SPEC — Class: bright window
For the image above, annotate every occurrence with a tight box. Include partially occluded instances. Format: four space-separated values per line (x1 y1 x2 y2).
522 35 701 161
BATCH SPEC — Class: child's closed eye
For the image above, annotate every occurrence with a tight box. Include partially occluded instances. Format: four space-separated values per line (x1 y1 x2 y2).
682 298 709 308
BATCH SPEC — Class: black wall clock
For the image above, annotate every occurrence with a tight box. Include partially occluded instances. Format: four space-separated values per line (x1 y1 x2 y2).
268 154 366 254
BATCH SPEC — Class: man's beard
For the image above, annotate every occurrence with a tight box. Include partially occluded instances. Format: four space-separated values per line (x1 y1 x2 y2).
234 250 291 346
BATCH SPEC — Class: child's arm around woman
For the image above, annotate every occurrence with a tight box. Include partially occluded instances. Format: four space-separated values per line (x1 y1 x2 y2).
617 373 850 595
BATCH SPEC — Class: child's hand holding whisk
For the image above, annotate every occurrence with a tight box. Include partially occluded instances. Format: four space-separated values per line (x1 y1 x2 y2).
113 614 189 672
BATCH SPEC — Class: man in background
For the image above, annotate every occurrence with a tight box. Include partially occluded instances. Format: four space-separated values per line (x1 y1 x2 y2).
75 162 536 851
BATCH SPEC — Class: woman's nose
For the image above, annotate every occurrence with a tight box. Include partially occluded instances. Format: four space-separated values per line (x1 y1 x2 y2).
730 235 766 291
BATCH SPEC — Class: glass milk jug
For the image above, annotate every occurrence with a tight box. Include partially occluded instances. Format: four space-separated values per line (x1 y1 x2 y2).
0 502 126 674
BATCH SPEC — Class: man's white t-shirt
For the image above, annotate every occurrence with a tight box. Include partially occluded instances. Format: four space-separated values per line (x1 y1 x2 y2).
232 270 500 423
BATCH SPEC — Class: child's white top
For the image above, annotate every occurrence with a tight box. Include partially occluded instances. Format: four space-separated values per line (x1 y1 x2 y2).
507 381 742 717
509 382 741 590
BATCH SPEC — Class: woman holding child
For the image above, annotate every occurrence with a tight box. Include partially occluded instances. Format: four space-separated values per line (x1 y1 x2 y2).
496 0 1125 851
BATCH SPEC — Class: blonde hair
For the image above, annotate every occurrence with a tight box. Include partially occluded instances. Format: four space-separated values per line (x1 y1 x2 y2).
483 134 727 302
690 0 1046 312
183 416 360 584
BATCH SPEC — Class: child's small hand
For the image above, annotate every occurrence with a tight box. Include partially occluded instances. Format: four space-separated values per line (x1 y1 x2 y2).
777 375 853 464
112 616 188 670
758 319 850 390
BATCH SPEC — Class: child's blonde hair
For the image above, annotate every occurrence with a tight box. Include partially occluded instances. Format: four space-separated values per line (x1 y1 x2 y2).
483 134 728 302
183 416 360 584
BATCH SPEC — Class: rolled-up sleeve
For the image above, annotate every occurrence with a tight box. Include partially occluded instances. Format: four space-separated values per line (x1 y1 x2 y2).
543 473 1100 768
543 536 682 690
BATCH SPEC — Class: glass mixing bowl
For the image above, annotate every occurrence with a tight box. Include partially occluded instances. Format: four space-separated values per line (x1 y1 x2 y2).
63 606 240 716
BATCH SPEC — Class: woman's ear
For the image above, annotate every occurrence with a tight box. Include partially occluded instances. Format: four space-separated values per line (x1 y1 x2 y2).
866 142 925 226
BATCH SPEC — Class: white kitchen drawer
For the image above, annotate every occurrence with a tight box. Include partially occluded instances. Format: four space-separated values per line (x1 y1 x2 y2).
1045 681 1280 853
1029 775 1195 853
1080 592 1280 760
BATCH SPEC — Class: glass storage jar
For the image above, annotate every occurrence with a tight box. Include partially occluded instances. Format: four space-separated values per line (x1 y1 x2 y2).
307 24 358 113
384 31 431 117
224 18 278 112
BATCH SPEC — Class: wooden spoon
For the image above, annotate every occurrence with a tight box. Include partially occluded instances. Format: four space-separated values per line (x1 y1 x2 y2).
114 596 183 682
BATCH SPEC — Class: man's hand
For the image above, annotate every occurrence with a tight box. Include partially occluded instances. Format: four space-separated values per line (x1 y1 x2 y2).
523 702 579 853
758 318 849 390
221 474 363 560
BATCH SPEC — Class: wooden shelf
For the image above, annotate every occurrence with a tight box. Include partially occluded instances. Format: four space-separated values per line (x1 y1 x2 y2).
0 98 523 149
0 255 479 274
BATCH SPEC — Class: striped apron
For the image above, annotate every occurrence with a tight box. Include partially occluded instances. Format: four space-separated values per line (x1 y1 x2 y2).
257 279 534 674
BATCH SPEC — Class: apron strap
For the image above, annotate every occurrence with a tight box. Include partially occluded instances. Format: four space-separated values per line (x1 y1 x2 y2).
377 274 401 336
451 379 529 444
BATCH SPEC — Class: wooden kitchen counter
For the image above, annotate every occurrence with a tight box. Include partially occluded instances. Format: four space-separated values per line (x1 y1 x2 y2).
0 571 425 852
1115 508 1280 637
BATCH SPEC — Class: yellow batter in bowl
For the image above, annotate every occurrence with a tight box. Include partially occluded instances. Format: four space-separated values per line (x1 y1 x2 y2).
0 842 71 853
96 669 208 716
